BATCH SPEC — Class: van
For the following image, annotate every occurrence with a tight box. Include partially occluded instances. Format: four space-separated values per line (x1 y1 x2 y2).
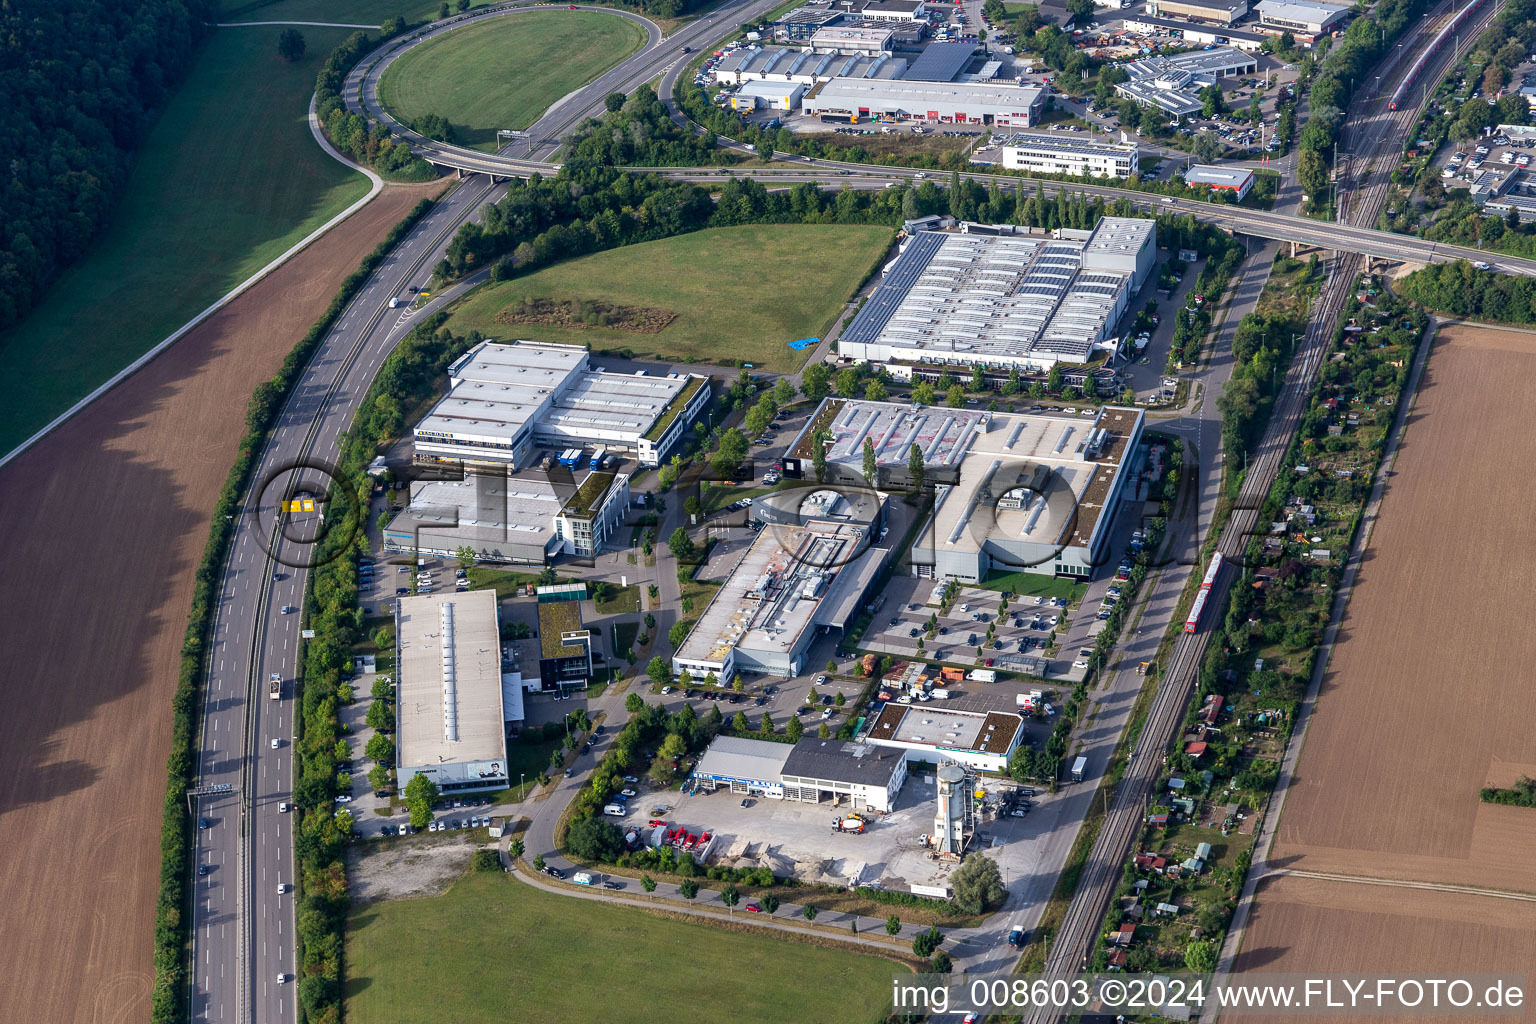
603 803 626 816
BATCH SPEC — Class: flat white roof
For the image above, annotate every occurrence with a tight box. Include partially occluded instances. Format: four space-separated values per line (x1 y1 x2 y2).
675 520 873 667
1255 0 1350 21
999 131 1136 159
1183 164 1255 188
389 472 565 547
695 735 795 783
397 589 505 770
449 340 587 387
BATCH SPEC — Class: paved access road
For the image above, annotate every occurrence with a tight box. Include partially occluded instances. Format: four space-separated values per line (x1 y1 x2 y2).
188 174 503 1024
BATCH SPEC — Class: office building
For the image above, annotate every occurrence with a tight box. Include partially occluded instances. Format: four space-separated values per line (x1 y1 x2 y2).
994 131 1138 178
1115 47 1259 115
1182 164 1255 199
1146 0 1248 24
1255 0 1351 35
802 77 1046 126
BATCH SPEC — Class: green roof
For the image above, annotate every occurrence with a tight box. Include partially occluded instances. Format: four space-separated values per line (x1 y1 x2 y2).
562 472 616 519
538 600 587 660
643 375 707 442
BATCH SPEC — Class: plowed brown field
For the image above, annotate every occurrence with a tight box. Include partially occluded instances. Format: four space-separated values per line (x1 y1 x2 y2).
0 180 441 1024
1269 324 1536 892
1236 874 1536 1022
1238 324 1536 1011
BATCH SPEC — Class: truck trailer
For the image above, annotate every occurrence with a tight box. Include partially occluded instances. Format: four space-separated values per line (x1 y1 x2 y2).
269 673 282 700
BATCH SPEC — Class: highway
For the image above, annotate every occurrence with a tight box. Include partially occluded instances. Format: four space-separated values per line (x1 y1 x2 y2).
186 174 503 1024
184 0 1513 1018
1019 1 1505 1017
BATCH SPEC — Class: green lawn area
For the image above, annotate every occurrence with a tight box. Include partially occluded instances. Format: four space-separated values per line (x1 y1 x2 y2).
443 224 895 374
0 26 372 452
976 572 1088 603
612 620 640 660
376 10 646 151
592 582 640 615
346 870 897 1024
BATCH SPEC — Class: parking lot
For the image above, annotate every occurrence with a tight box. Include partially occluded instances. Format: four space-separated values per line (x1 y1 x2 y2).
606 763 1068 893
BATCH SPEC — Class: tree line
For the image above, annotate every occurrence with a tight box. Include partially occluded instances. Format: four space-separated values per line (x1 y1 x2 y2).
1 0 211 326
314 28 439 181
1398 259 1536 321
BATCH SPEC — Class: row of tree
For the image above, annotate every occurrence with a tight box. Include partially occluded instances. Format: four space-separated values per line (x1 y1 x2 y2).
1 0 210 326
313 29 439 180
1398 258 1536 321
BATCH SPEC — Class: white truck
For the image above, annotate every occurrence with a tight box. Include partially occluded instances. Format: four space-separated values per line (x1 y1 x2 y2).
967 668 997 683
572 872 594 886
269 672 282 700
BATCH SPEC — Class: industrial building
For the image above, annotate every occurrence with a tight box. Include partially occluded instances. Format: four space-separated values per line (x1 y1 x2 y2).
919 405 1145 580
730 79 807 110
864 700 1024 773
381 464 630 565
836 218 1157 373
690 735 909 811
1254 0 1351 35
1182 164 1255 199
810 23 896 54
993 131 1138 179
714 46 908 85
1115 47 1259 115
783 400 1146 578
802 77 1046 126
671 517 886 685
773 5 846 40
382 470 565 565
1145 0 1248 25
901 41 981 83
780 738 908 812
850 0 929 21
412 341 709 470
394 589 509 795
1122 15 1270 50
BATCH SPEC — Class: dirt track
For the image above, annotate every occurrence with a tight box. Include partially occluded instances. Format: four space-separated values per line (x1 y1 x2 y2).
0 180 442 1024
1238 324 1536 1004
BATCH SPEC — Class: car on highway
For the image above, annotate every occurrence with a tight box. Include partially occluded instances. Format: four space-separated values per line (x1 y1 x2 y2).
277 974 288 985
276 883 288 894
270 738 279 749
280 605 297 614
199 817 210 830
198 864 210 876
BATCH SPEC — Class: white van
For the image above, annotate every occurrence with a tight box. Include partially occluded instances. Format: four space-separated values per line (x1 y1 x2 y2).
603 803 626 817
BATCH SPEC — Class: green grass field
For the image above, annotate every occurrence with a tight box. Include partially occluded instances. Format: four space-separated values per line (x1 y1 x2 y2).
443 225 894 373
346 870 897 1024
0 26 372 452
376 11 646 151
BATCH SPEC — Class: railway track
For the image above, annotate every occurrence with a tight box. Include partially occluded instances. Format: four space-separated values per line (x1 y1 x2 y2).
1019 4 1502 1016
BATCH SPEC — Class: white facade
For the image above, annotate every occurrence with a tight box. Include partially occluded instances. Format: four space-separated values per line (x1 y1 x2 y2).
997 131 1138 179
864 703 1024 774
810 23 895 54
731 80 807 110
1255 0 1350 34
803 77 1046 126
1183 163 1255 199
413 341 709 470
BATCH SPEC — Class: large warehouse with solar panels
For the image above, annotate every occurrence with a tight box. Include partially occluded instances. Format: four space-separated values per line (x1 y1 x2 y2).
836 218 1156 375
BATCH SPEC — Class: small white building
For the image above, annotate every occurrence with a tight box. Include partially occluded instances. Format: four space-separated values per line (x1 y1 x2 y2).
781 738 908 813
853 0 929 21
692 736 795 798
1182 164 1255 199
1146 0 1248 24
996 131 1139 179
730 79 807 110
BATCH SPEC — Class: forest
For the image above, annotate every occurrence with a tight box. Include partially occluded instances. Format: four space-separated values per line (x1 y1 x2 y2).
1 0 211 326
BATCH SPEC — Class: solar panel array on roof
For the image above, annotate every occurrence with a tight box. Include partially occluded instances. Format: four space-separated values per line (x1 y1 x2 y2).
902 41 978 82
